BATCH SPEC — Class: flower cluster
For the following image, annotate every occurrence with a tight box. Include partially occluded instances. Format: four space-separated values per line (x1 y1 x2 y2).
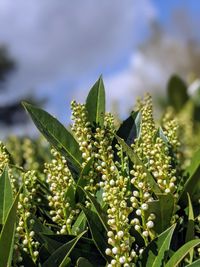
133 95 178 194
6 136 49 171
90 124 135 266
71 101 136 265
14 170 39 265
127 95 181 249
44 149 79 234
71 100 99 193
0 141 9 174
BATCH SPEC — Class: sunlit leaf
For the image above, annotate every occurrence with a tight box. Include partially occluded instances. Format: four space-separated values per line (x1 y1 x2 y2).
0 188 21 267
23 102 83 173
141 224 176 267
86 76 105 127
165 239 200 267
0 166 13 225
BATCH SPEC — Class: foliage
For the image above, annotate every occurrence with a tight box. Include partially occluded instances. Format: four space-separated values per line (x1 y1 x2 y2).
0 76 200 266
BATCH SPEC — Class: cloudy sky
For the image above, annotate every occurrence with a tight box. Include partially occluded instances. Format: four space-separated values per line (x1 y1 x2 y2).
0 0 200 136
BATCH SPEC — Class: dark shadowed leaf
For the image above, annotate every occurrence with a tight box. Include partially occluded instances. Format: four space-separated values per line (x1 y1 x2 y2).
43 231 86 267
179 148 200 206
20 249 36 267
42 234 105 265
22 102 83 172
117 111 141 145
76 257 94 267
86 76 105 127
167 75 188 112
81 205 109 261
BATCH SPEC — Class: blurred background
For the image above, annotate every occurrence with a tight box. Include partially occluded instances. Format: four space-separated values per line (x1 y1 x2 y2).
1 0 200 138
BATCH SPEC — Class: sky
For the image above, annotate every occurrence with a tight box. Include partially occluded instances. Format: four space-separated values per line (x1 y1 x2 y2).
0 0 200 136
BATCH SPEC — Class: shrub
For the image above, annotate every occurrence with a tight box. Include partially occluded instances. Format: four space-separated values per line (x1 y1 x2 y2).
0 76 200 267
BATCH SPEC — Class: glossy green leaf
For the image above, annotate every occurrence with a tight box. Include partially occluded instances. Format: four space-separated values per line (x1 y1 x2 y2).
43 231 86 267
0 166 13 225
145 193 174 234
179 148 200 206
85 76 105 127
165 239 200 267
81 206 109 261
64 184 76 209
77 157 94 188
42 234 105 265
117 111 141 145
59 257 71 267
141 224 176 267
22 102 82 172
186 259 200 267
167 75 188 112
41 234 63 254
70 238 105 265
71 211 87 235
76 257 94 267
155 127 169 144
115 135 161 195
185 194 195 264
0 188 20 267
78 186 108 231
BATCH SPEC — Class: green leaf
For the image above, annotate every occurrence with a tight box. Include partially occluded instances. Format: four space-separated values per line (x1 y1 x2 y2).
186 259 200 267
42 235 105 265
117 111 141 145
145 193 175 234
22 102 82 172
76 257 94 267
78 186 108 232
179 148 200 206
41 234 63 254
185 194 195 264
80 206 109 261
0 166 13 225
0 188 20 267
141 224 176 267
115 135 162 195
167 75 188 112
59 257 71 267
64 184 76 209
19 249 36 267
85 76 105 127
165 239 200 267
71 211 87 235
154 127 169 144
77 157 94 188
43 231 86 267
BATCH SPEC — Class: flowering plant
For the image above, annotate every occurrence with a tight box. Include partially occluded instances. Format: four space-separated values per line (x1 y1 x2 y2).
0 77 199 266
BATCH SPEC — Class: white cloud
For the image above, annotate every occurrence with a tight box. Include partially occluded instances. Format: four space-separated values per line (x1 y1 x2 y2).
101 33 197 118
0 0 156 107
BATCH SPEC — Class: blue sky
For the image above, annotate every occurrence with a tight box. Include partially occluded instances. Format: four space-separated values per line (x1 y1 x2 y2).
154 0 200 23
0 0 199 136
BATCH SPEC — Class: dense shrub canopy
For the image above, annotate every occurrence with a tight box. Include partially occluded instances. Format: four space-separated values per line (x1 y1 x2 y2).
0 76 200 267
